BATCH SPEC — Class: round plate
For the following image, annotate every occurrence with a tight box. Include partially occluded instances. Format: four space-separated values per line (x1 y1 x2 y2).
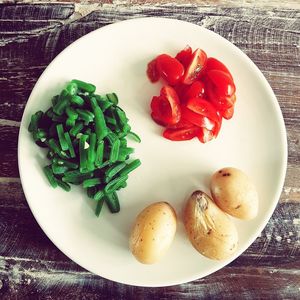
18 17 287 287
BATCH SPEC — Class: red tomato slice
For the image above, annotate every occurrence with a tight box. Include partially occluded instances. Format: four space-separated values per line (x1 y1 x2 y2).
205 79 236 118
197 127 215 143
186 97 221 125
146 58 160 83
181 106 215 131
150 96 172 126
167 118 194 129
183 81 205 103
156 54 184 85
150 86 181 126
175 45 193 69
160 86 181 124
207 70 236 97
203 57 233 80
182 48 207 85
163 126 200 141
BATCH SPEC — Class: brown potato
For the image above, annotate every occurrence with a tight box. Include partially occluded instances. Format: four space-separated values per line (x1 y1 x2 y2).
210 167 259 220
184 190 238 260
129 202 177 264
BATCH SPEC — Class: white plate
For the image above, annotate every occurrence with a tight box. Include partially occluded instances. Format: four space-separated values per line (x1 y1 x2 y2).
18 17 287 287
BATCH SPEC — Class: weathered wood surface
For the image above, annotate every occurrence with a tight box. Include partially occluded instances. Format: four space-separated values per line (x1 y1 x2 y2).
0 2 299 299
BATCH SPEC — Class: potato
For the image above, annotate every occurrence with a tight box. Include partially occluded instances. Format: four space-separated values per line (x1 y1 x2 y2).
129 202 177 264
210 167 259 220
184 190 238 260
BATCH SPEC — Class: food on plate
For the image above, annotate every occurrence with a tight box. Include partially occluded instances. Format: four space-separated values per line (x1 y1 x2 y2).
183 190 238 260
129 202 177 264
210 167 259 220
28 79 141 216
146 46 236 143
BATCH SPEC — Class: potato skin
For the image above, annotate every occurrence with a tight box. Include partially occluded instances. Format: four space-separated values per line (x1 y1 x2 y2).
129 202 177 264
210 167 259 220
184 190 238 260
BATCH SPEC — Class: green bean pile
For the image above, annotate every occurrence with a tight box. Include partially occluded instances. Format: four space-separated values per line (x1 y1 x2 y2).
28 79 141 216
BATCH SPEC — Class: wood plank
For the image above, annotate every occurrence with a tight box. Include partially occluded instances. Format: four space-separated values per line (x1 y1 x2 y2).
0 3 74 20
3 0 298 9
0 256 299 299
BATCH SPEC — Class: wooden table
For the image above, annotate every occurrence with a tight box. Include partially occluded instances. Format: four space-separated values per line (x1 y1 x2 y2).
0 1 299 298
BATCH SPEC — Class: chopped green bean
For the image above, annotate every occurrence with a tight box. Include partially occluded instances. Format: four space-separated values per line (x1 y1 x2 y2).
43 165 58 188
104 162 126 183
106 93 118 105
53 95 69 115
83 178 101 188
95 197 105 216
28 111 43 132
71 79 96 93
109 138 120 163
87 133 96 171
90 97 108 141
53 157 78 169
64 132 75 158
104 175 128 194
52 164 69 174
105 192 120 213
118 147 134 161
65 82 78 95
94 189 105 201
79 134 88 172
95 141 104 167
119 159 141 177
69 122 84 137
128 131 141 143
115 107 128 127
56 179 71 191
70 95 84 106
56 124 68 151
48 138 61 155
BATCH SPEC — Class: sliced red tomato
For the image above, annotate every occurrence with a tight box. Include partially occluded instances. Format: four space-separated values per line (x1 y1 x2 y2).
163 126 200 141
197 127 215 143
150 86 181 126
206 70 235 97
182 48 207 85
205 79 236 118
183 81 205 103
146 58 160 83
203 57 233 80
186 97 220 124
167 118 194 129
156 54 184 85
175 45 193 69
181 106 215 131
151 96 171 126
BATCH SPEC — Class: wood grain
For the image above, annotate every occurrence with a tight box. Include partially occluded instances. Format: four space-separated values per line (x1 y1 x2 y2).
0 2 299 298
2 0 299 9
